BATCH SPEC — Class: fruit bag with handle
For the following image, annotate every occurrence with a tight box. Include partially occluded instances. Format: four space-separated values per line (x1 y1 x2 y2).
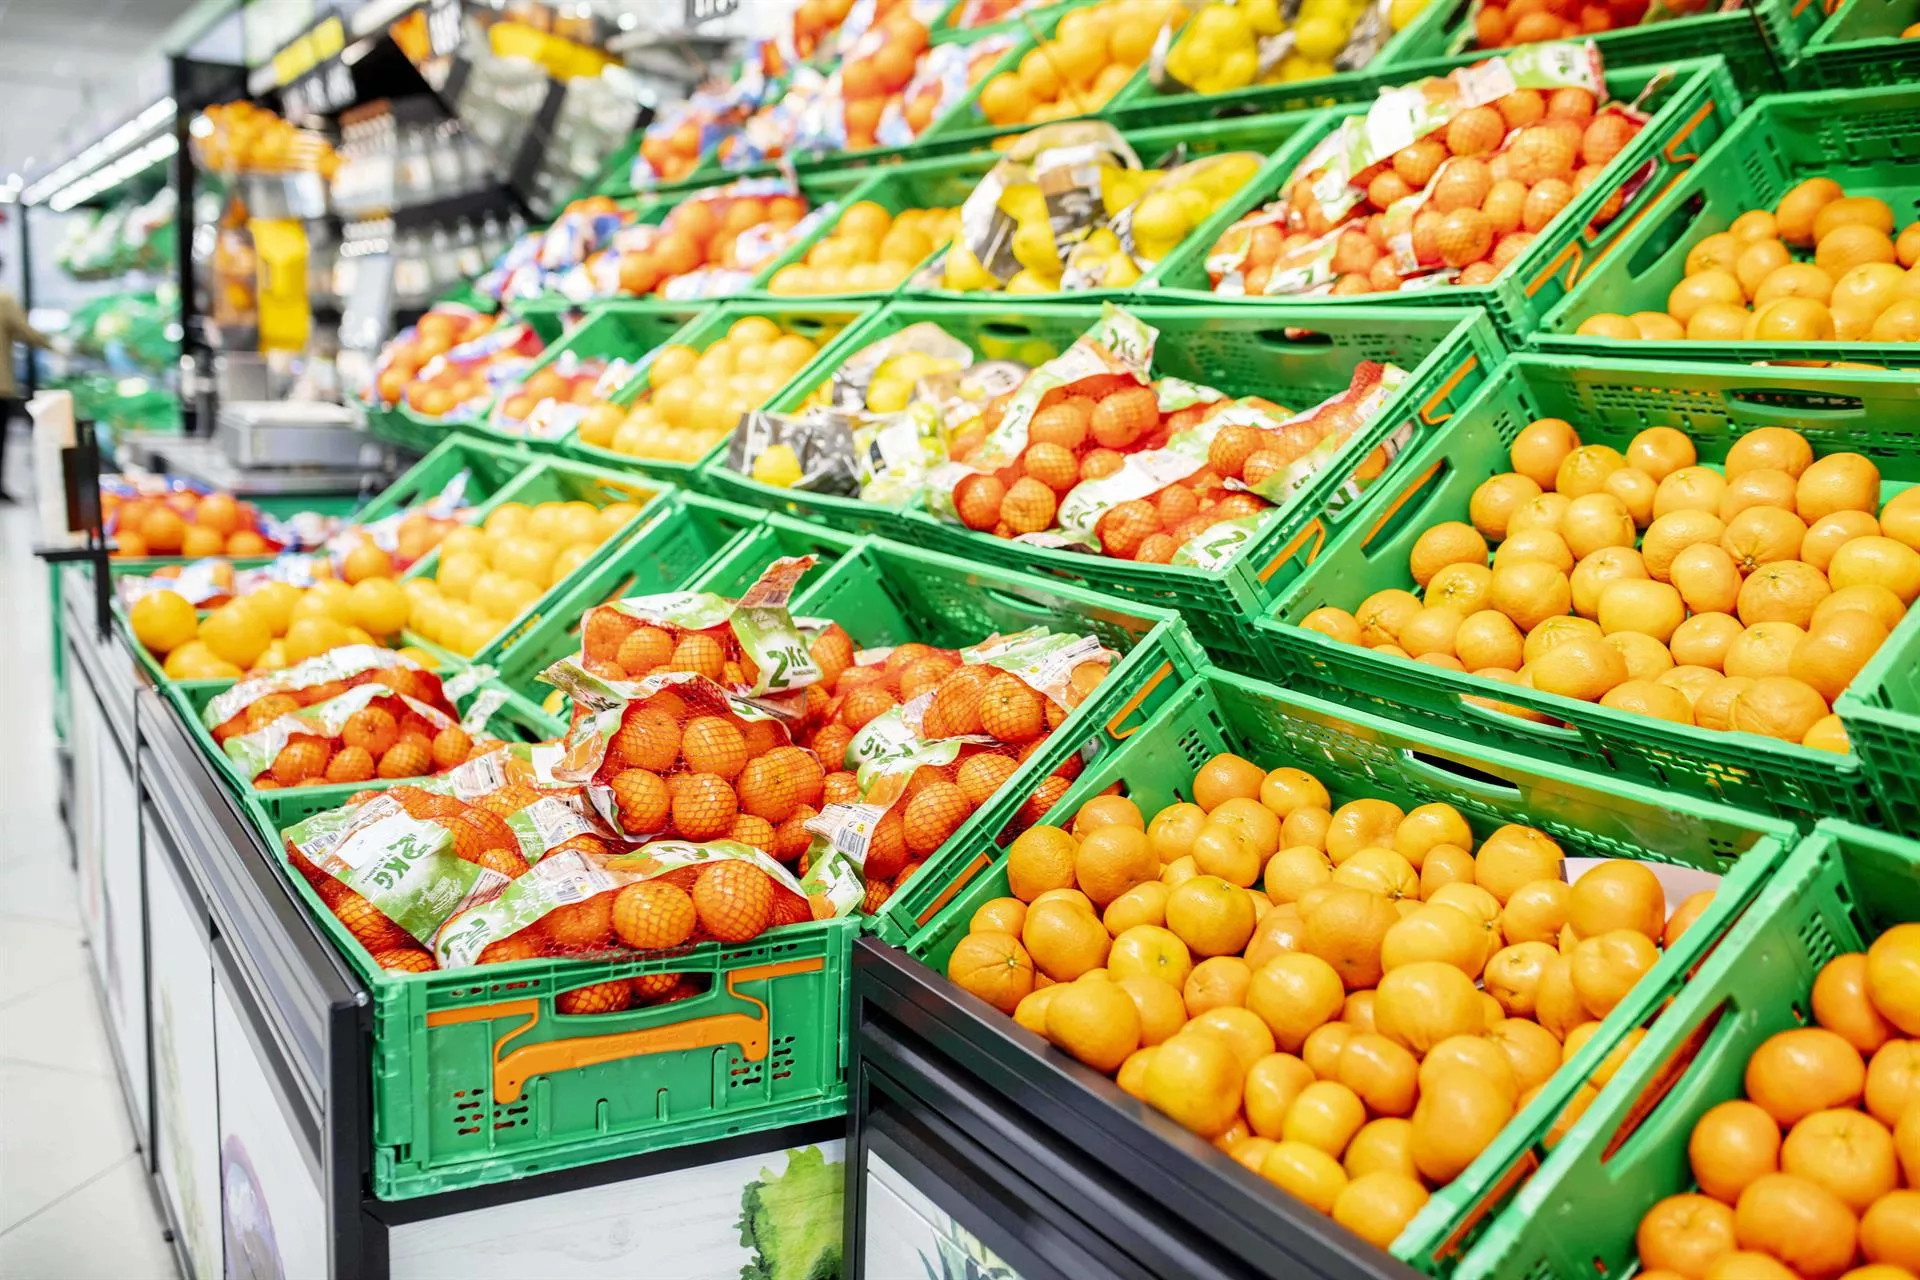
1206 43 1649 296
219 677 485 788
429 838 824 968
205 646 455 735
485 353 637 443
795 625 1115 913
554 555 823 707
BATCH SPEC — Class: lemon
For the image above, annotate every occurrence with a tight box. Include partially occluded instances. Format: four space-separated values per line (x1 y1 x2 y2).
1103 255 1144 288
751 444 804 489
1389 0 1430 25
243 580 301 636
1006 270 1059 295
1011 219 1063 276
199 602 272 669
254 639 289 671
348 577 412 638
943 244 998 292
129 589 198 655
1244 0 1286 34
1293 13 1350 60
1130 191 1190 249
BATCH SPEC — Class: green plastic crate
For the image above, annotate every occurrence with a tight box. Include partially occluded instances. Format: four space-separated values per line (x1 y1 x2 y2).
1149 57 1742 341
1836 608 1920 834
793 536 1207 943
743 152 988 303
1459 818 1919 1280
397 455 669 665
929 0 1075 43
1536 84 1920 367
710 298 1500 666
171 675 554 814
1100 0 1470 130
1792 0 1920 90
248 739 860 1199
1254 352 1912 826
485 498 842 708
557 299 874 487
907 666 1793 1274
361 398 445 454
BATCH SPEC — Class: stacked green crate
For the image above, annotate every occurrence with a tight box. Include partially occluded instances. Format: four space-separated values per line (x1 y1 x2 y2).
1253 353 1912 827
908 666 1794 1273
1149 57 1742 340
1789 0 1920 89
1536 84 1920 367
708 299 1500 667
1460 819 1920 1279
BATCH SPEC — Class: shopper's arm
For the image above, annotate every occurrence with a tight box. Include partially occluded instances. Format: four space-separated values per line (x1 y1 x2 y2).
0 294 51 349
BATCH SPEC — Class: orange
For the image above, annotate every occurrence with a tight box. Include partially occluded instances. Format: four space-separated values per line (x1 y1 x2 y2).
1657 466 1732 518
1638 1194 1739 1277
1567 860 1665 941
1166 875 1257 957
1333 1171 1430 1249
1572 546 1651 617
1265 846 1333 905
1669 271 1745 325
1116 975 1189 1048
1044 978 1140 1073
1410 1067 1515 1183
1729 675 1831 743
1868 924 1920 1036
1733 1173 1860 1279
1072 794 1145 837
1556 445 1628 499
1802 510 1882 575
1184 955 1252 1017
1260 768 1331 818
1393 803 1474 868
1831 535 1920 605
1381 904 1487 977
1818 223 1898 275
971 897 1027 935
1509 417 1582 490
1007 825 1079 901
1357 589 1422 647
1860 1190 1920 1271
1075 826 1157 906
1214 794 1284 856
1569 929 1659 1019
1813 584 1908 633
1022 899 1111 982
1283 1079 1368 1157
1501 878 1572 947
1869 1040 1920 1127
1747 1027 1868 1126
1324 799 1405 864
1144 1031 1243 1137
1334 1032 1419 1118
1606 469 1660 527
1193 753 1266 811
1420 844 1478 899
1799 453 1884 524
1374 961 1481 1055
1245 1051 1318 1139
1305 1025 1354 1084
1013 985 1060 1036
1260 1140 1349 1214
1145 802 1207 864
1489 560 1574 632
947 931 1036 1013
1488 1018 1564 1096
1108 924 1192 989
1882 488 1920 551
1246 952 1345 1053
1792 611 1890 703
1409 521 1490 587
1724 622 1808 680
1609 632 1678 681
1664 890 1717 947
1781 1107 1897 1214
1523 616 1604 666
1471 474 1545 540
1597 579 1687 644
1484 941 1557 1018
1690 1098 1784 1205
1300 886 1400 990
1331 848 1420 903
1530 634 1629 702
1103 881 1171 935
1245 907 1306 970
1189 1006 1277 1078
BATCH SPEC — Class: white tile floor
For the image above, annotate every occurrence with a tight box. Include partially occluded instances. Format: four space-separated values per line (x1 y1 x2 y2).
0 430 180 1278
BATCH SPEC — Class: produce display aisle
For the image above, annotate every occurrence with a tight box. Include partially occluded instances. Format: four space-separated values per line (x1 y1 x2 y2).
30 1 1920 1277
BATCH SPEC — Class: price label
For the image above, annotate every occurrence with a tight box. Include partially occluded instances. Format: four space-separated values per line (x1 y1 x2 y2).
686 0 740 23
283 58 355 120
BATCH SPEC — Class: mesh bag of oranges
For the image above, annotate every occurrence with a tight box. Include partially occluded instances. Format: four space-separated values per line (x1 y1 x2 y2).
788 5 1003 155
1206 45 1649 297
281 784 524 973
548 556 824 715
366 306 504 408
430 838 822 969
633 72 771 188
203 648 487 788
1468 0 1702 51
791 623 1116 914
944 752 1723 1252
483 354 627 442
926 306 1411 565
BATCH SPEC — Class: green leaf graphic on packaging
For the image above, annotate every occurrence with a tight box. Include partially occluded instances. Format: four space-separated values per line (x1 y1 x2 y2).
224 683 456 781
432 847 619 968
300 804 509 948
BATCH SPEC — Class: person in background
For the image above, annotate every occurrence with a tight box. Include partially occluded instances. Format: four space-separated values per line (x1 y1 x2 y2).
0 258 51 503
